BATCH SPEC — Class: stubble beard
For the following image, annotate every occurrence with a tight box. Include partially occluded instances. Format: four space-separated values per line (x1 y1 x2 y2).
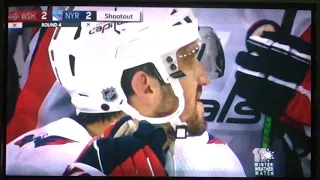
155 85 207 137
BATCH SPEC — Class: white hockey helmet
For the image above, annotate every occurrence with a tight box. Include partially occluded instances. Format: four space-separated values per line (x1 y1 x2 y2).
48 7 200 129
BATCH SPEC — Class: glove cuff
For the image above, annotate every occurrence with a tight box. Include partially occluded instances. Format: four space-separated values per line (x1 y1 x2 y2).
246 19 280 52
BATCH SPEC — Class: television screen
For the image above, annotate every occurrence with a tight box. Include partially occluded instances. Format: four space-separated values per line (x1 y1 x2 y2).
6 5 312 177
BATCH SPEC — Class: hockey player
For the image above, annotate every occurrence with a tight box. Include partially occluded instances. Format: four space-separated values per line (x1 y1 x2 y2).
6 7 246 177
7 6 312 177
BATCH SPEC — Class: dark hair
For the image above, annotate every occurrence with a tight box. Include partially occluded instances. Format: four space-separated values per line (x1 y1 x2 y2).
76 111 122 126
76 63 166 126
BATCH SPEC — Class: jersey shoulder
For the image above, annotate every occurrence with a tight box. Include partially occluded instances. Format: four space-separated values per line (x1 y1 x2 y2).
205 133 246 177
6 118 92 175
174 132 246 177
8 118 91 145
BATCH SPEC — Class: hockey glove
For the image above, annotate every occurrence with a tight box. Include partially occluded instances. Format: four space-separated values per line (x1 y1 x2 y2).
235 27 311 127
63 117 167 176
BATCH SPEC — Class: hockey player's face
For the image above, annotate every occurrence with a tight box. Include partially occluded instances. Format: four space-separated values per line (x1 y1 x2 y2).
131 40 210 136
174 40 211 136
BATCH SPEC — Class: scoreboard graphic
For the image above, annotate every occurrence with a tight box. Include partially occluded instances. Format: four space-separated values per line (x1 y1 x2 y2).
253 148 275 176
8 9 143 28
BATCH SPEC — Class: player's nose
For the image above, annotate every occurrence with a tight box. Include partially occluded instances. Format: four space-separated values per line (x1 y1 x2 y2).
197 62 210 86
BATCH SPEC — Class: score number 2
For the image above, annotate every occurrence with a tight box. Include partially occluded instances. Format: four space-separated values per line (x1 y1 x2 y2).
86 12 91 20
85 11 96 21
41 11 47 20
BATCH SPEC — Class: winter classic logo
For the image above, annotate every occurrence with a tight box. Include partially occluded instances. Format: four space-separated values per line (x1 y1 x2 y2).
102 87 118 102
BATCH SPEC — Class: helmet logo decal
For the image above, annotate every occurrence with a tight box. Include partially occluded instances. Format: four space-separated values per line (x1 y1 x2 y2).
102 87 118 102
89 22 128 35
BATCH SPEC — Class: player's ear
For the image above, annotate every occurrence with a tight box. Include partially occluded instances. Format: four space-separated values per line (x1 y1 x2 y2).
131 71 160 103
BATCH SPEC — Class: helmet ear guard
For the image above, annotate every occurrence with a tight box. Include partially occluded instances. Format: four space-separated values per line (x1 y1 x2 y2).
117 48 186 129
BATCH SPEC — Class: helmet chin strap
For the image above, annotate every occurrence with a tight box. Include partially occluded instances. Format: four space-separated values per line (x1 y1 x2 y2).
118 78 187 133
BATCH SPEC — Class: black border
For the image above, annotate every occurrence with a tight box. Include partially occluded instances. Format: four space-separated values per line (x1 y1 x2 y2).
1 0 319 180
4 0 319 9
311 4 318 180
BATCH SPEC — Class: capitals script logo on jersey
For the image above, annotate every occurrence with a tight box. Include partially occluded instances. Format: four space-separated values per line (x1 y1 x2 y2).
14 134 78 148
